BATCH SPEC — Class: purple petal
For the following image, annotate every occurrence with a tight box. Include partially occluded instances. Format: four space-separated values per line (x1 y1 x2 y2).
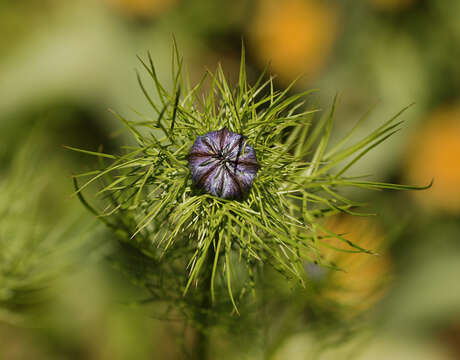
188 128 259 199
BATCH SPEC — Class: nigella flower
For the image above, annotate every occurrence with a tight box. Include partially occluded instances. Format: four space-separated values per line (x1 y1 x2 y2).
188 128 259 199
71 46 430 311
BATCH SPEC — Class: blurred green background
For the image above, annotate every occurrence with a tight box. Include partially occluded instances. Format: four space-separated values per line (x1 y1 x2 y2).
1 0 459 359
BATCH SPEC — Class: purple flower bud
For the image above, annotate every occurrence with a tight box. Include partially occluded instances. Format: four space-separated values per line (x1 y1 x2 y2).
188 128 259 199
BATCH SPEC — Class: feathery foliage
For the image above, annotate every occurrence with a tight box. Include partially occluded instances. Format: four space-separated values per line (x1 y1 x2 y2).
0 135 93 324
70 43 429 313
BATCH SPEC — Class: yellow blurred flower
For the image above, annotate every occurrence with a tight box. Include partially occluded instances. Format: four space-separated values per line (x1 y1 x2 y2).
249 0 339 85
368 0 416 11
406 104 460 213
320 215 392 314
104 0 178 18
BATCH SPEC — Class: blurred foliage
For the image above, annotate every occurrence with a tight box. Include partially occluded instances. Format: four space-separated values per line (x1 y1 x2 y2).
0 132 95 324
369 0 417 12
104 0 180 19
0 0 459 359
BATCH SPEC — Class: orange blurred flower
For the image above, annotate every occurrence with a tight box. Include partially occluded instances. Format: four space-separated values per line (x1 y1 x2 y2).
319 215 392 314
406 104 460 213
249 0 339 85
104 0 178 18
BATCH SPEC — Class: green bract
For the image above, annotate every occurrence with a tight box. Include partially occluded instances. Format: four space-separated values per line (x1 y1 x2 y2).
71 43 429 312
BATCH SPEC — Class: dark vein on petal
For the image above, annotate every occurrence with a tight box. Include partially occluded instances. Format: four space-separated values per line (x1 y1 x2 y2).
198 158 218 167
196 162 219 187
202 138 216 154
233 137 245 171
229 159 259 168
189 152 212 158
219 128 227 150
227 135 245 155
224 163 243 198
217 166 225 197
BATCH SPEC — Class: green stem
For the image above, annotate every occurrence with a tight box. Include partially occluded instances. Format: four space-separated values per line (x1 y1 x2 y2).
194 243 216 360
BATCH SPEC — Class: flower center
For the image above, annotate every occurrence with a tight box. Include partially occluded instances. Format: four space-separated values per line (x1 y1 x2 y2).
188 127 259 199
